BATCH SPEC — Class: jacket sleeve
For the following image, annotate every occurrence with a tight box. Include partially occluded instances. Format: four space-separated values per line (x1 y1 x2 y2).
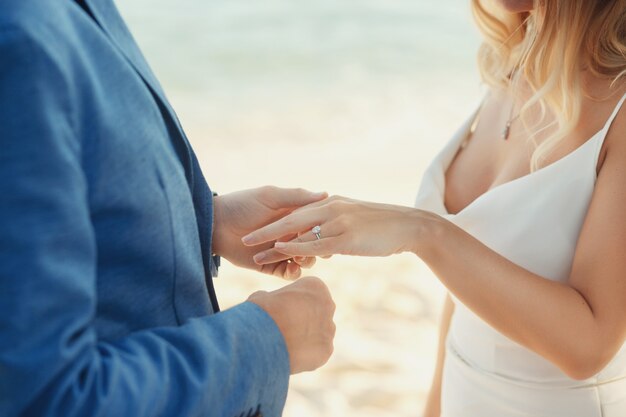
0 25 289 417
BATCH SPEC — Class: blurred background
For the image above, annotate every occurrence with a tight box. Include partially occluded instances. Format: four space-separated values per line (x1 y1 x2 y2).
116 1 481 415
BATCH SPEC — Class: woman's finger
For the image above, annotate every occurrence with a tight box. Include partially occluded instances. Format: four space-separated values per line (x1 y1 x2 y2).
242 207 325 246
254 221 340 264
277 232 299 243
273 237 342 257
253 232 321 265
293 231 326 264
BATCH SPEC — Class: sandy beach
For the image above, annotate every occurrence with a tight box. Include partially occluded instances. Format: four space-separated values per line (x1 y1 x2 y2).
117 1 482 414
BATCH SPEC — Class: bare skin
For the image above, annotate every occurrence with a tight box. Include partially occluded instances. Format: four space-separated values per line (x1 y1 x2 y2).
422 294 454 417
212 186 325 279
211 186 336 374
248 276 337 374
242 73 626 385
420 75 626 414
425 0 620 411
240 0 626 411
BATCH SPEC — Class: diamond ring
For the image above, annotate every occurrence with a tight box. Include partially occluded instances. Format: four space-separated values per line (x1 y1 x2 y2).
311 225 322 240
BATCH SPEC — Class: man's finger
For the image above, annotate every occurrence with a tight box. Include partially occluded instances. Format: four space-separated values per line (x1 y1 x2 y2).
254 248 294 265
263 186 328 209
260 261 286 277
242 209 322 246
293 256 316 269
259 258 302 280
290 195 345 214
284 261 302 280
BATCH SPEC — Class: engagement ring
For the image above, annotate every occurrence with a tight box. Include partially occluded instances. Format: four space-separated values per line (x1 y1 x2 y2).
312 225 322 240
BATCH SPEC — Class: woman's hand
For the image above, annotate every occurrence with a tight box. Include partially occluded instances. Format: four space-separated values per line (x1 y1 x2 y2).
242 196 439 263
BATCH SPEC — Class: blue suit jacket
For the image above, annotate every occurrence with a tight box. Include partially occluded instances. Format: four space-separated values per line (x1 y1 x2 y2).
0 1 289 416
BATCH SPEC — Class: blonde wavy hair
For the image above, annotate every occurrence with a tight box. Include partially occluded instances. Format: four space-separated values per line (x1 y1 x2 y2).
471 0 626 170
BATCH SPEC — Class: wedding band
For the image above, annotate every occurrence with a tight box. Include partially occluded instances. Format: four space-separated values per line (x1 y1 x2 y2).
311 225 322 240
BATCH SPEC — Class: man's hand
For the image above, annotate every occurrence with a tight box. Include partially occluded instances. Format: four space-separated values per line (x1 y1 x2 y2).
212 186 327 279
248 277 336 374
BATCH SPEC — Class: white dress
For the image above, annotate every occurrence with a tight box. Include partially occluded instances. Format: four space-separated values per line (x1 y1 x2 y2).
414 94 626 417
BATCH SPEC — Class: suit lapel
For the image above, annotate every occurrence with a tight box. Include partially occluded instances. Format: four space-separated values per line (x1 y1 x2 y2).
82 0 169 110
80 0 195 185
74 0 220 312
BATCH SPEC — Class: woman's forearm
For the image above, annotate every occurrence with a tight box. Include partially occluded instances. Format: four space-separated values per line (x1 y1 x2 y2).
244 198 619 379
415 216 608 380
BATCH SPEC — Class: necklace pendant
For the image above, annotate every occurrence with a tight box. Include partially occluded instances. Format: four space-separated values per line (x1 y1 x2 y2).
502 122 511 140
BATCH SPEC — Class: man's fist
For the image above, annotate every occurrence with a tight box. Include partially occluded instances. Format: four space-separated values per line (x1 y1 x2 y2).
248 277 336 374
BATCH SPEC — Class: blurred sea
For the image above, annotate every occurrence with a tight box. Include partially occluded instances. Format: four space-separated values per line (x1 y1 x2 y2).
117 0 481 157
117 1 479 89
116 1 482 416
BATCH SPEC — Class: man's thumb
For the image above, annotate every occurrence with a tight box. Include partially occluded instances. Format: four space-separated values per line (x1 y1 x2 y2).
272 188 327 208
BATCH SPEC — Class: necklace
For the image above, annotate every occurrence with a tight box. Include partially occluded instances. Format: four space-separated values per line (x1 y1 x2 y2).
502 98 520 140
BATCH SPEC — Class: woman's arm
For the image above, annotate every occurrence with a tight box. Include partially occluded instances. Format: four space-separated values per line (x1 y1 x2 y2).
248 194 625 379
417 115 626 380
423 294 454 417
243 116 626 380
417 213 612 380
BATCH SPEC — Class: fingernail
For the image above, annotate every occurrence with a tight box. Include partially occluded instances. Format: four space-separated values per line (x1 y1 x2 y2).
294 256 305 263
253 252 266 263
313 191 327 198
274 242 287 249
241 234 253 244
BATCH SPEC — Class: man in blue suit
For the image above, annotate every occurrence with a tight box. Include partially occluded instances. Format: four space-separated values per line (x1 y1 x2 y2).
0 1 336 416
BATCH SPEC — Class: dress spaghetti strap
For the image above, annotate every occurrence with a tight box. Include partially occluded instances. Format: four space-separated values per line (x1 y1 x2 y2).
602 92 626 131
594 92 626 164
